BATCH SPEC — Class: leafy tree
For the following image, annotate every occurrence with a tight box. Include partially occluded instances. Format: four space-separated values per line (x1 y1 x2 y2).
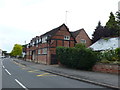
92 12 120 44
92 21 104 43
105 12 119 36
10 44 23 57
116 11 120 36
106 12 118 29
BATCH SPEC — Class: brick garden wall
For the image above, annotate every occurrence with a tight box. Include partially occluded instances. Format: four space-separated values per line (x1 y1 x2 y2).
92 63 120 74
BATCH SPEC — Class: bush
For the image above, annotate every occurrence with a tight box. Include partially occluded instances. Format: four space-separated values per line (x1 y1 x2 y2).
98 48 120 63
56 44 97 70
99 59 110 64
115 48 120 61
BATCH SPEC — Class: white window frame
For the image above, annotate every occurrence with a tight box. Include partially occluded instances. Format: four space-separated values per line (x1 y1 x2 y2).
42 36 47 43
42 48 47 54
32 42 34 46
80 39 86 43
36 39 39 44
36 44 38 47
39 38 41 43
38 49 41 54
64 36 70 40
27 44 29 48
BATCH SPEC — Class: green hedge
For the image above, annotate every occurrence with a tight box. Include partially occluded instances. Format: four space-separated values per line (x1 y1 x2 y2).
56 44 97 70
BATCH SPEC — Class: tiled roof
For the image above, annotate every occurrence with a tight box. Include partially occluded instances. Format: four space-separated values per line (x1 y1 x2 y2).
41 23 67 37
71 29 83 38
30 24 69 42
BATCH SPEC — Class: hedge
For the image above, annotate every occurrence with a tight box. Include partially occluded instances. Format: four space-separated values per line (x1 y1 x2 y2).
56 44 97 70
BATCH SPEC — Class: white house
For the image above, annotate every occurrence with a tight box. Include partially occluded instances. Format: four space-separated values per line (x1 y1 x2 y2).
89 37 120 51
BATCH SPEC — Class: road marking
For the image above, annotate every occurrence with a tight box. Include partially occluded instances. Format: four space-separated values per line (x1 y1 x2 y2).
2 65 5 68
5 69 11 75
15 79 28 90
36 73 57 77
28 70 39 72
37 73 50 76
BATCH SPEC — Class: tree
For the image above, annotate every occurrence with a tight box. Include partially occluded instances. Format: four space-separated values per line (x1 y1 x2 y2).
116 11 120 36
116 11 120 25
105 12 119 36
92 21 104 43
10 44 23 57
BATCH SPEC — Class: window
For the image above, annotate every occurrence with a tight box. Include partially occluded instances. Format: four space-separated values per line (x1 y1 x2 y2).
36 44 38 47
27 44 29 48
80 39 86 43
39 38 41 43
42 36 47 43
42 48 47 54
64 36 70 40
38 49 41 54
30 43 32 46
36 39 39 44
32 42 34 46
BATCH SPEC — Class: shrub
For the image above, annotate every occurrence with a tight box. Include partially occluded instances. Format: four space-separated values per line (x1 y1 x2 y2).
56 45 97 70
99 59 110 64
98 48 120 62
75 43 86 48
115 48 120 61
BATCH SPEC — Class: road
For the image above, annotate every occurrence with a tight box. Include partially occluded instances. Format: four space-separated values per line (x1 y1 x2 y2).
1 58 108 89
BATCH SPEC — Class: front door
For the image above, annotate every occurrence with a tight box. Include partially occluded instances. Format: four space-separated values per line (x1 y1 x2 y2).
51 54 58 64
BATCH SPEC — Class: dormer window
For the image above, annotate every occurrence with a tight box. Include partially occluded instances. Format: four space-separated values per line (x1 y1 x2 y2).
42 36 47 43
32 42 34 46
30 42 32 46
36 39 39 44
64 36 70 40
39 38 41 43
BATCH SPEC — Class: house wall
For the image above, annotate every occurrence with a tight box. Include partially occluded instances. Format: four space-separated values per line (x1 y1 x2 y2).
24 25 97 64
25 25 75 65
76 30 92 47
48 25 75 64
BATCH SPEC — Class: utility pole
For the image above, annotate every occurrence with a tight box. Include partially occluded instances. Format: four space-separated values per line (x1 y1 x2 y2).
65 11 68 25
118 1 120 11
25 41 26 45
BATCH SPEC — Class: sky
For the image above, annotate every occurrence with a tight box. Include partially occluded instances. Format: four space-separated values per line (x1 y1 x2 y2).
0 0 119 53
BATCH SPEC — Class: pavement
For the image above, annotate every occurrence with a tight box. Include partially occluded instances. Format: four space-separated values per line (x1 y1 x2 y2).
13 58 119 89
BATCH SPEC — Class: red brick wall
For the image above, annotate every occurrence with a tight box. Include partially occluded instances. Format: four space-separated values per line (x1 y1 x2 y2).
76 30 91 47
37 55 47 64
92 63 120 74
25 25 75 64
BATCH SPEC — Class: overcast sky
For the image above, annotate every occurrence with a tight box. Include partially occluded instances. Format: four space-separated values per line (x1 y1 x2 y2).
0 0 119 53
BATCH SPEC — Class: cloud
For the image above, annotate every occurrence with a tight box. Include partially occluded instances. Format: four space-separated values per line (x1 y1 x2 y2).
0 0 119 52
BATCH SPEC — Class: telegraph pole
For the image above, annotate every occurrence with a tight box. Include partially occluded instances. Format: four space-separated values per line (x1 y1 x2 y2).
65 11 68 25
